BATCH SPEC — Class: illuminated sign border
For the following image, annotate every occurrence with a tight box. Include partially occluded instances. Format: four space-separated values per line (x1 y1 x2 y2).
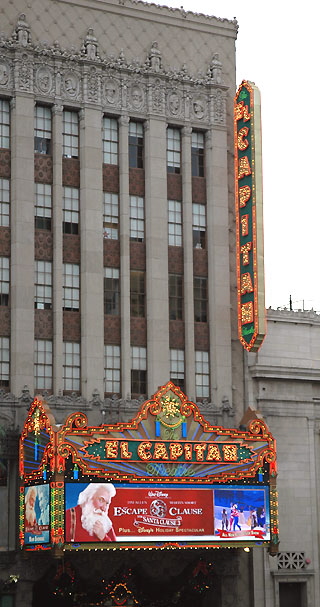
234 80 266 352
19 384 279 553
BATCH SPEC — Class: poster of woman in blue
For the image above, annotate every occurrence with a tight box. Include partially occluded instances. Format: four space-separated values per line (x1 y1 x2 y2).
24 484 50 544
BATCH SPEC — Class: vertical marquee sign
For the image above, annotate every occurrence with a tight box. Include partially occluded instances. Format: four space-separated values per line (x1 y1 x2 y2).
234 80 266 352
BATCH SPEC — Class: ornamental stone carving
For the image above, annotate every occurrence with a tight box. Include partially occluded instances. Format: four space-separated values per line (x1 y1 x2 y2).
148 41 162 72
16 53 33 92
192 94 206 120
209 52 223 84
103 77 120 106
81 28 99 60
151 79 165 114
167 89 182 117
85 66 100 103
35 65 53 95
62 70 80 100
213 88 226 125
129 82 144 110
0 60 10 87
14 13 31 47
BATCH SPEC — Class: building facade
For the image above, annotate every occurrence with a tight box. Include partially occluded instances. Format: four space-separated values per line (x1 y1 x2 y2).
0 1 317 607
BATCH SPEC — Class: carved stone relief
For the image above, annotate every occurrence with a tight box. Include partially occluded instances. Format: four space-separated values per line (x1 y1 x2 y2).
35 64 54 96
129 82 145 111
0 12 231 128
102 76 120 106
0 59 10 87
191 94 207 121
62 69 80 100
167 89 182 118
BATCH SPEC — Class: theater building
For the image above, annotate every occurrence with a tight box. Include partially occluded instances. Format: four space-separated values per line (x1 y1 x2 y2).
0 1 316 606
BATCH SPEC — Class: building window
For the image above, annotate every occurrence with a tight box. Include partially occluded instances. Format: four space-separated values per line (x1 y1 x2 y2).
63 186 79 234
131 346 147 396
129 121 144 168
35 183 52 230
104 344 120 394
130 271 145 317
103 117 118 165
63 342 80 391
35 260 52 310
195 351 209 398
103 192 119 240
169 274 183 320
167 127 181 173
130 196 144 241
170 349 184 390
168 200 182 247
34 105 51 154
63 263 80 311
63 110 79 158
104 267 120 315
192 203 206 249
191 131 205 177
194 276 207 322
0 178 10 226
0 99 10 149
34 339 53 390
0 336 9 387
0 257 9 306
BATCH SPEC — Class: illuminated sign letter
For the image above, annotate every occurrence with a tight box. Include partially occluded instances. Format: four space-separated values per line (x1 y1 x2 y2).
153 442 169 460
241 272 254 294
120 442 132 459
240 242 252 265
239 185 251 208
170 443 183 460
237 126 249 150
238 156 252 179
105 441 118 459
137 442 152 461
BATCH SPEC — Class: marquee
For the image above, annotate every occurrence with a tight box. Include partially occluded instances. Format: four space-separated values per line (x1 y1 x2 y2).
19 382 278 553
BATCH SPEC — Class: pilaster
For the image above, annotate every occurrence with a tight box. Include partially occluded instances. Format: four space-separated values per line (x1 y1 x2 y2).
79 106 104 399
10 94 35 394
181 126 195 399
145 117 169 393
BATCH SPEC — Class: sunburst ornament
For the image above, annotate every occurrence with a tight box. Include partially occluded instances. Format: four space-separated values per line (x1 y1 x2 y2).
161 395 180 419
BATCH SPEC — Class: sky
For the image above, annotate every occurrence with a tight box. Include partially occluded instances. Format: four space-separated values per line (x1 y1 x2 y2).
168 0 320 311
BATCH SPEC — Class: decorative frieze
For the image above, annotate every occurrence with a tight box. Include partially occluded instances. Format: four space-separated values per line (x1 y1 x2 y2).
0 14 228 127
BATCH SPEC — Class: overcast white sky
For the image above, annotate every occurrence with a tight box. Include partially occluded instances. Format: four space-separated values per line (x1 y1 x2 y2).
168 0 320 311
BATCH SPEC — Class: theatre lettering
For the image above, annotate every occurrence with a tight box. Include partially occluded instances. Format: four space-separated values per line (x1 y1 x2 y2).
83 439 254 464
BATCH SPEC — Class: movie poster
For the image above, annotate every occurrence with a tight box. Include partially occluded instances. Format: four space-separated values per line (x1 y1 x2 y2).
214 487 269 540
65 483 270 544
24 483 50 544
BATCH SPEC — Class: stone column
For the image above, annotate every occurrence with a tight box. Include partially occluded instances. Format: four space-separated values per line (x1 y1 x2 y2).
181 126 195 399
118 115 131 398
79 106 104 399
10 95 35 395
145 118 169 393
206 127 232 406
52 104 63 394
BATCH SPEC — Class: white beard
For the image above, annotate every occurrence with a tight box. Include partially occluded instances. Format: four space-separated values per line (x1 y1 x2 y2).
25 504 36 526
81 501 112 537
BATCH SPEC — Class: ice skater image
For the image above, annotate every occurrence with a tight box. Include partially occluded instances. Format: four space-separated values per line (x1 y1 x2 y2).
230 504 241 531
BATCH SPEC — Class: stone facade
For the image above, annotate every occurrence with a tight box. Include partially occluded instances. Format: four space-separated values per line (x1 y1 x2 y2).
0 1 294 606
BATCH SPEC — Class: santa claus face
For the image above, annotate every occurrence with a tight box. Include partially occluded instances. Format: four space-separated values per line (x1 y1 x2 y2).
80 487 113 538
91 487 112 513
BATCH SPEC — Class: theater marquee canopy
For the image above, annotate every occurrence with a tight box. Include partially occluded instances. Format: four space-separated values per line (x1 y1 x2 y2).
19 382 279 553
